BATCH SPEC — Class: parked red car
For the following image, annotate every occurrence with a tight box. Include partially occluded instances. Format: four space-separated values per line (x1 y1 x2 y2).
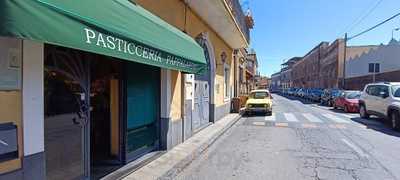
333 91 361 113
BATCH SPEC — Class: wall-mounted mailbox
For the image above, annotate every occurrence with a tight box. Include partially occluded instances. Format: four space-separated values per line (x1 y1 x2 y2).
0 123 18 162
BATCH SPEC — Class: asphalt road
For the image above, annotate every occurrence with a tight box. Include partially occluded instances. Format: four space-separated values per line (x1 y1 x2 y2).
176 94 400 180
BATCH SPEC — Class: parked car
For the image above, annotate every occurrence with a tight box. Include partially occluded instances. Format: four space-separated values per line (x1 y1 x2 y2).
297 88 306 98
304 88 312 100
333 91 361 113
359 82 400 130
310 89 323 102
289 88 296 96
245 90 273 116
321 89 341 106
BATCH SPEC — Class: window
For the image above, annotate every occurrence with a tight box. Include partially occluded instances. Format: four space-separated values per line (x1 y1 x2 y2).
250 92 269 99
239 66 244 83
366 85 379 96
392 85 400 97
224 63 230 100
377 85 389 96
368 63 380 73
375 63 380 73
367 85 388 97
345 92 361 99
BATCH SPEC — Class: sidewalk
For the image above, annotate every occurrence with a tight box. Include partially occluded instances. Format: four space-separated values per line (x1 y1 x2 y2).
104 113 241 180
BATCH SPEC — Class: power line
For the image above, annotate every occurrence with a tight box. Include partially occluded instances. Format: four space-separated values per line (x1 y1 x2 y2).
337 0 383 37
347 0 384 33
348 11 400 40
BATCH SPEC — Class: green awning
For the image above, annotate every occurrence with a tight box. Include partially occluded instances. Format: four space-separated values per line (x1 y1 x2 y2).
0 0 207 74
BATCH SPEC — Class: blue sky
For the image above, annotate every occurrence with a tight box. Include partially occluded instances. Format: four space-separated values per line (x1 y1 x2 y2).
246 0 400 77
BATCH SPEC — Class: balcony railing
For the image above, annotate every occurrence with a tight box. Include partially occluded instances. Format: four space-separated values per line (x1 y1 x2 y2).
246 63 255 75
226 0 251 43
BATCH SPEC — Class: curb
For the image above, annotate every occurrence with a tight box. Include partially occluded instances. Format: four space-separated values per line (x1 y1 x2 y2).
121 114 242 180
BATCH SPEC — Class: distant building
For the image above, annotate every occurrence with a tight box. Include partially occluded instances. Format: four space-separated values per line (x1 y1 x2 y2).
288 39 377 90
292 42 329 88
281 57 301 89
255 75 269 90
319 39 345 89
270 72 281 91
245 49 258 92
345 39 400 90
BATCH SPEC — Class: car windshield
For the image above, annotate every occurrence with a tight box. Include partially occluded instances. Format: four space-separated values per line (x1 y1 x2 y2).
332 91 340 96
345 92 361 99
250 92 269 99
392 85 400 97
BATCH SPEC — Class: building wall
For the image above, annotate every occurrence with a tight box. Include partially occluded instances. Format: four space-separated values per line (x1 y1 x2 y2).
270 73 281 90
280 69 292 89
346 43 399 78
0 38 45 180
345 70 400 90
136 0 234 110
0 37 22 175
345 41 400 90
320 39 343 88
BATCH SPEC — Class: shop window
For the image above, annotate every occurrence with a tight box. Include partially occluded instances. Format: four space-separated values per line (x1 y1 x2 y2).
0 37 22 174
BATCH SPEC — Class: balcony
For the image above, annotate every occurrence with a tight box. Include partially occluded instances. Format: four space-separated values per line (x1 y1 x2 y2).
226 0 252 43
246 62 255 75
186 0 252 48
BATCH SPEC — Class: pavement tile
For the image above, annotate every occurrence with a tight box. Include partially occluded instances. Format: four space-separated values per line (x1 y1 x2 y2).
118 113 241 180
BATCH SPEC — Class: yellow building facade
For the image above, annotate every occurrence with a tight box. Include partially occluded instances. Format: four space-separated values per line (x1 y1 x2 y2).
137 0 238 122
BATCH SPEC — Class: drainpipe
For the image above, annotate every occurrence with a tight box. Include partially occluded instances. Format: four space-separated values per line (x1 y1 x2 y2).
233 50 238 97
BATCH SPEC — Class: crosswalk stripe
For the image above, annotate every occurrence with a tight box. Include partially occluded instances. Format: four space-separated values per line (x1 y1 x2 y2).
302 113 323 123
339 113 358 119
284 113 299 122
322 114 350 123
264 113 276 121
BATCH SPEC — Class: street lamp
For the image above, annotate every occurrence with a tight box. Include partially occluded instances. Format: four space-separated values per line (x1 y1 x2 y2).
392 28 400 39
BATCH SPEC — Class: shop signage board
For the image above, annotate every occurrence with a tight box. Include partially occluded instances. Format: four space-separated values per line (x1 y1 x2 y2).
0 0 207 74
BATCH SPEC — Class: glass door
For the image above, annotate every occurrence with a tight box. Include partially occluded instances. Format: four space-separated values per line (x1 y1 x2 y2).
44 45 90 180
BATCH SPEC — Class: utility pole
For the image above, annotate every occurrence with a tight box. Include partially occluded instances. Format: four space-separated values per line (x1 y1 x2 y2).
342 33 347 89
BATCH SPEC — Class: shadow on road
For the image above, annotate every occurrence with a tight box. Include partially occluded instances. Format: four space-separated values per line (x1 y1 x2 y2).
351 117 400 138
328 108 359 115
243 112 272 117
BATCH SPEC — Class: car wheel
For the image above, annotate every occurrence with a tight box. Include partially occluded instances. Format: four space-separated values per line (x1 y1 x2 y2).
344 105 349 113
359 105 370 119
333 103 337 109
390 111 400 130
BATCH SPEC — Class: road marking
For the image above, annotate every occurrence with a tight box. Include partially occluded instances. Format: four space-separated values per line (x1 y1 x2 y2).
275 122 288 127
253 122 265 126
342 139 369 158
329 124 347 129
302 113 323 123
322 114 350 123
284 113 299 122
302 123 317 128
264 113 276 121
338 113 357 119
